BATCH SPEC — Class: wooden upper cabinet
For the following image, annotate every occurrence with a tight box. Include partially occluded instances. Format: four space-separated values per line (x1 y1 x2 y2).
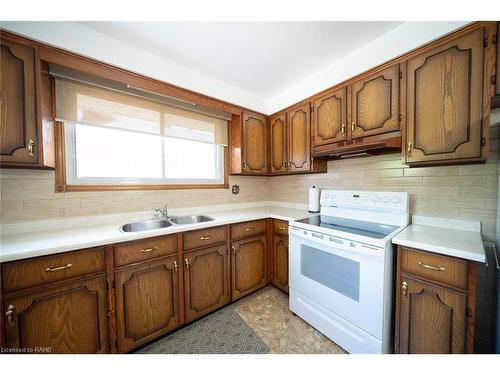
0 37 38 165
242 112 268 173
288 103 311 172
312 87 347 146
231 235 267 301
115 256 179 352
184 244 229 322
350 64 400 139
4 275 109 353
269 112 288 173
405 28 486 165
398 275 467 354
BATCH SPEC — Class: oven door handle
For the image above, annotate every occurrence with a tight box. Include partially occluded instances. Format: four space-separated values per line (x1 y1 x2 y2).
289 227 385 260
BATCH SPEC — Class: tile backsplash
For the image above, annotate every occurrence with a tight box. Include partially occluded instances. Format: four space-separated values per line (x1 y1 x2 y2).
1 125 498 241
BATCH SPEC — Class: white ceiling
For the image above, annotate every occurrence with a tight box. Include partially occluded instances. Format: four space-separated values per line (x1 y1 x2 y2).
80 22 403 99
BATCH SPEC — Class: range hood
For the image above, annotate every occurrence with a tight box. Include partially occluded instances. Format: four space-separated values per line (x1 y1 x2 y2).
312 131 402 159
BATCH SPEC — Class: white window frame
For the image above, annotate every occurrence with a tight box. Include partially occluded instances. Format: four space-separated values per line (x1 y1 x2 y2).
64 123 225 186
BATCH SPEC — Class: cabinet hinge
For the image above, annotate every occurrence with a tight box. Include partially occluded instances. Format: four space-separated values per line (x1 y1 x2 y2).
466 307 473 318
399 71 403 79
481 137 486 146
484 36 488 48
491 75 497 85
398 113 402 122
493 33 498 45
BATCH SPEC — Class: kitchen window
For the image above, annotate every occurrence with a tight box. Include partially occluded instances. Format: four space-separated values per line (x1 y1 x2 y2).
54 78 229 190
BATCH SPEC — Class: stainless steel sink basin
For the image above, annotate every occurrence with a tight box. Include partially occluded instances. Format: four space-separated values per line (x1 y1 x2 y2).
121 219 172 232
170 215 215 225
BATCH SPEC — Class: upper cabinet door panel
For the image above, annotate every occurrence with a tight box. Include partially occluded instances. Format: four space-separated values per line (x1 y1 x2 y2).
242 112 267 173
269 113 287 173
312 87 347 146
406 28 484 164
350 64 400 139
288 103 311 172
0 38 38 164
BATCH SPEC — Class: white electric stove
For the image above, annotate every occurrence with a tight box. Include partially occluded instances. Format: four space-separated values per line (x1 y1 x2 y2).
289 190 409 354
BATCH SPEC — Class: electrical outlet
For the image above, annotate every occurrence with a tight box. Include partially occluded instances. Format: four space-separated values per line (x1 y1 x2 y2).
231 184 240 195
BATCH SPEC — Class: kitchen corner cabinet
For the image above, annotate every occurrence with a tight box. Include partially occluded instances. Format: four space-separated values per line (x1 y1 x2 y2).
114 256 180 353
287 103 312 172
3 275 109 353
0 34 54 169
269 112 288 173
231 235 268 301
405 27 491 166
395 246 476 354
184 244 229 322
241 112 268 174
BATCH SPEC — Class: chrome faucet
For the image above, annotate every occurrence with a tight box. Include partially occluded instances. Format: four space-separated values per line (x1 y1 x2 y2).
153 204 168 220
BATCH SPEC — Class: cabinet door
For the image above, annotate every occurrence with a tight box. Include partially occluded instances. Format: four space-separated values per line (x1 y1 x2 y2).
269 113 288 173
242 112 267 173
184 244 229 322
288 103 311 172
231 235 267 301
312 87 347 146
273 234 289 293
4 275 109 353
0 37 38 165
406 28 485 165
350 64 400 139
398 275 467 354
115 256 179 352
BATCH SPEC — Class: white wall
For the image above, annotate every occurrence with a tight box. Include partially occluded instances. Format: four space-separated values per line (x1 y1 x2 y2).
1 21 469 115
0 21 269 113
267 21 469 113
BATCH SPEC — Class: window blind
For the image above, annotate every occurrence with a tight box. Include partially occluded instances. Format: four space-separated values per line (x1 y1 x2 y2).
55 79 228 146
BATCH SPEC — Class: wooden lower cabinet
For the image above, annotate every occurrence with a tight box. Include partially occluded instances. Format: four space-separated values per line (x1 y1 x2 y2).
114 256 179 353
231 235 267 301
184 244 229 322
3 275 109 353
272 234 289 293
398 275 467 354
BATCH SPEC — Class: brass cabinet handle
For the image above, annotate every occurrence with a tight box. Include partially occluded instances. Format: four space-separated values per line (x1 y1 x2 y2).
200 235 213 240
5 304 15 326
351 122 356 133
278 227 286 231
417 261 446 272
243 161 248 170
341 123 346 136
173 260 178 272
231 245 236 255
407 142 412 158
45 263 73 272
401 281 408 298
140 247 158 253
27 139 35 157
184 258 189 270
245 227 255 231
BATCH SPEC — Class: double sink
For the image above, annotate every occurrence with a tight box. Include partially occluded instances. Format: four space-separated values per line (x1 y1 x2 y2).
121 215 215 233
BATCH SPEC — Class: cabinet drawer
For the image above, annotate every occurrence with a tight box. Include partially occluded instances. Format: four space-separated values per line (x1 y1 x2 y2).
273 220 288 235
231 220 267 240
400 247 468 290
2 247 105 293
114 234 177 267
183 226 227 251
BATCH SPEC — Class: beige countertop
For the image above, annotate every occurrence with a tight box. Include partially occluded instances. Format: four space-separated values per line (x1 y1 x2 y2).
0 205 312 263
392 216 485 263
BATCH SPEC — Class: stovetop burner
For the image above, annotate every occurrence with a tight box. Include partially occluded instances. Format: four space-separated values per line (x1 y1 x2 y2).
295 215 399 239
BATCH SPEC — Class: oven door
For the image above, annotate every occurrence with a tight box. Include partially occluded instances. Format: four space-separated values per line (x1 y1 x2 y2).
289 226 390 339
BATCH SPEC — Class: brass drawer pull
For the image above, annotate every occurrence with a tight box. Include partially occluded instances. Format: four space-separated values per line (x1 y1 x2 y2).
407 141 412 158
417 261 446 272
45 263 73 272
5 304 15 326
140 247 158 253
278 226 287 231
341 123 346 136
245 227 255 231
351 122 356 133
200 235 213 240
27 139 35 157
401 281 408 298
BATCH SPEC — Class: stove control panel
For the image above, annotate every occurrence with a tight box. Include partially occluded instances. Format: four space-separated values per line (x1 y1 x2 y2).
320 190 408 212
